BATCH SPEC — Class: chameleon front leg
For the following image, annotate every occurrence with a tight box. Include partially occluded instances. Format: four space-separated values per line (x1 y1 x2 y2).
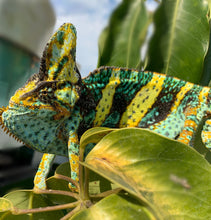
68 131 80 188
34 153 55 190
202 119 211 149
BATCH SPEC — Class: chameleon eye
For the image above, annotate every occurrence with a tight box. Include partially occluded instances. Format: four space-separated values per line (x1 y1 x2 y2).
42 90 48 95
38 89 54 103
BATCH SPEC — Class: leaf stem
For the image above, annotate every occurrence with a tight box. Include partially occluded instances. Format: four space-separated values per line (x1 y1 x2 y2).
54 173 80 190
60 205 81 220
90 187 123 199
12 201 80 215
33 188 79 199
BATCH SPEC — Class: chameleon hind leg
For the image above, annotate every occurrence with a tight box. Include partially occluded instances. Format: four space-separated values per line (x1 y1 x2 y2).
177 107 199 145
34 153 55 190
202 119 211 149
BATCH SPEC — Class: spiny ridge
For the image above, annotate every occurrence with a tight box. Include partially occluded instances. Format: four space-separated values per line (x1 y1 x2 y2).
0 106 24 144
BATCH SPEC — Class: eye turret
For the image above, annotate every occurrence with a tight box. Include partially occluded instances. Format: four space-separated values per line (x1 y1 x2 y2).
38 88 55 103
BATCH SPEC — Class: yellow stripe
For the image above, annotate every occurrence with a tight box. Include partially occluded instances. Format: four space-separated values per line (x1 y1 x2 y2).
202 131 211 139
199 86 210 103
171 82 194 113
47 24 77 83
206 120 211 125
119 73 165 127
93 69 121 126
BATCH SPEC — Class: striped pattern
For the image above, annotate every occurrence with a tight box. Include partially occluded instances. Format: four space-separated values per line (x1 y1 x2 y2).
202 119 211 148
81 66 211 147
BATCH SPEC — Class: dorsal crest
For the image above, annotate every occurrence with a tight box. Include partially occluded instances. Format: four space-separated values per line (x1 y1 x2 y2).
39 23 81 84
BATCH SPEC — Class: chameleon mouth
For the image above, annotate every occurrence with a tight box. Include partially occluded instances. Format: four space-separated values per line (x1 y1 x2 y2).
0 106 24 144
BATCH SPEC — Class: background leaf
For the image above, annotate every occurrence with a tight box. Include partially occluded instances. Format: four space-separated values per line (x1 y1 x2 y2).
145 0 209 84
97 0 149 68
83 128 211 219
201 21 211 86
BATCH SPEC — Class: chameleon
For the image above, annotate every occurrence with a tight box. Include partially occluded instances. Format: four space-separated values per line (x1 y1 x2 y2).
0 23 211 190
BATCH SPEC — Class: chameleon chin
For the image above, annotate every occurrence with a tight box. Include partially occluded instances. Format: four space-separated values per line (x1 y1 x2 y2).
0 23 211 190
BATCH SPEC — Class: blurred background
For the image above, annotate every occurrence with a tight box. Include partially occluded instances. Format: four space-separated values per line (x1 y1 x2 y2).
0 0 157 195
0 0 122 195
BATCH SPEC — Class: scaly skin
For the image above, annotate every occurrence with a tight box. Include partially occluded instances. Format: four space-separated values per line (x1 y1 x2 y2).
0 23 211 190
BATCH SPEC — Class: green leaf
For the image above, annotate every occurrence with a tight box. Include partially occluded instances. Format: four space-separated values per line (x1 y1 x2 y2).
0 198 12 212
80 127 115 149
2 190 64 219
79 127 116 195
47 160 112 202
88 170 112 195
55 161 71 178
72 193 154 220
201 21 211 86
97 0 149 68
83 128 211 219
46 162 76 204
145 0 210 84
206 0 211 17
0 198 13 218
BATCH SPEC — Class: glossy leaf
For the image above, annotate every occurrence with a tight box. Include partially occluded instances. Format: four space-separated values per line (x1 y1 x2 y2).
207 0 211 17
0 198 13 218
80 127 115 150
97 0 149 68
72 193 154 220
145 0 209 84
83 128 211 219
2 190 64 219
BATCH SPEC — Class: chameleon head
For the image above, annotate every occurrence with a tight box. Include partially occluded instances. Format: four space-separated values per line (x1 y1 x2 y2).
0 23 82 155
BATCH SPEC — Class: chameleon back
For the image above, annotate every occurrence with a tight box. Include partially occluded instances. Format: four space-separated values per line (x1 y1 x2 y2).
80 66 211 145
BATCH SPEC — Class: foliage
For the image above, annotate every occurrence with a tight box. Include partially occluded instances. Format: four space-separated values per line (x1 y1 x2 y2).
1 128 211 219
98 0 210 86
1 0 211 219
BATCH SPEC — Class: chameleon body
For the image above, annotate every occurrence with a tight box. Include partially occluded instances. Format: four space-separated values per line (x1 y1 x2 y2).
0 23 211 190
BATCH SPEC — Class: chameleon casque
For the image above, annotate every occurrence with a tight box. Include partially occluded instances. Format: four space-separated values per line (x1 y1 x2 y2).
0 23 211 190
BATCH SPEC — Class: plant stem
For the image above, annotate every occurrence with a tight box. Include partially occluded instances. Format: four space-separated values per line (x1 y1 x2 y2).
83 167 90 199
79 146 86 199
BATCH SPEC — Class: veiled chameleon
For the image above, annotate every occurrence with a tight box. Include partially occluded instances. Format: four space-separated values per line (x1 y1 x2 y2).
0 23 211 190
